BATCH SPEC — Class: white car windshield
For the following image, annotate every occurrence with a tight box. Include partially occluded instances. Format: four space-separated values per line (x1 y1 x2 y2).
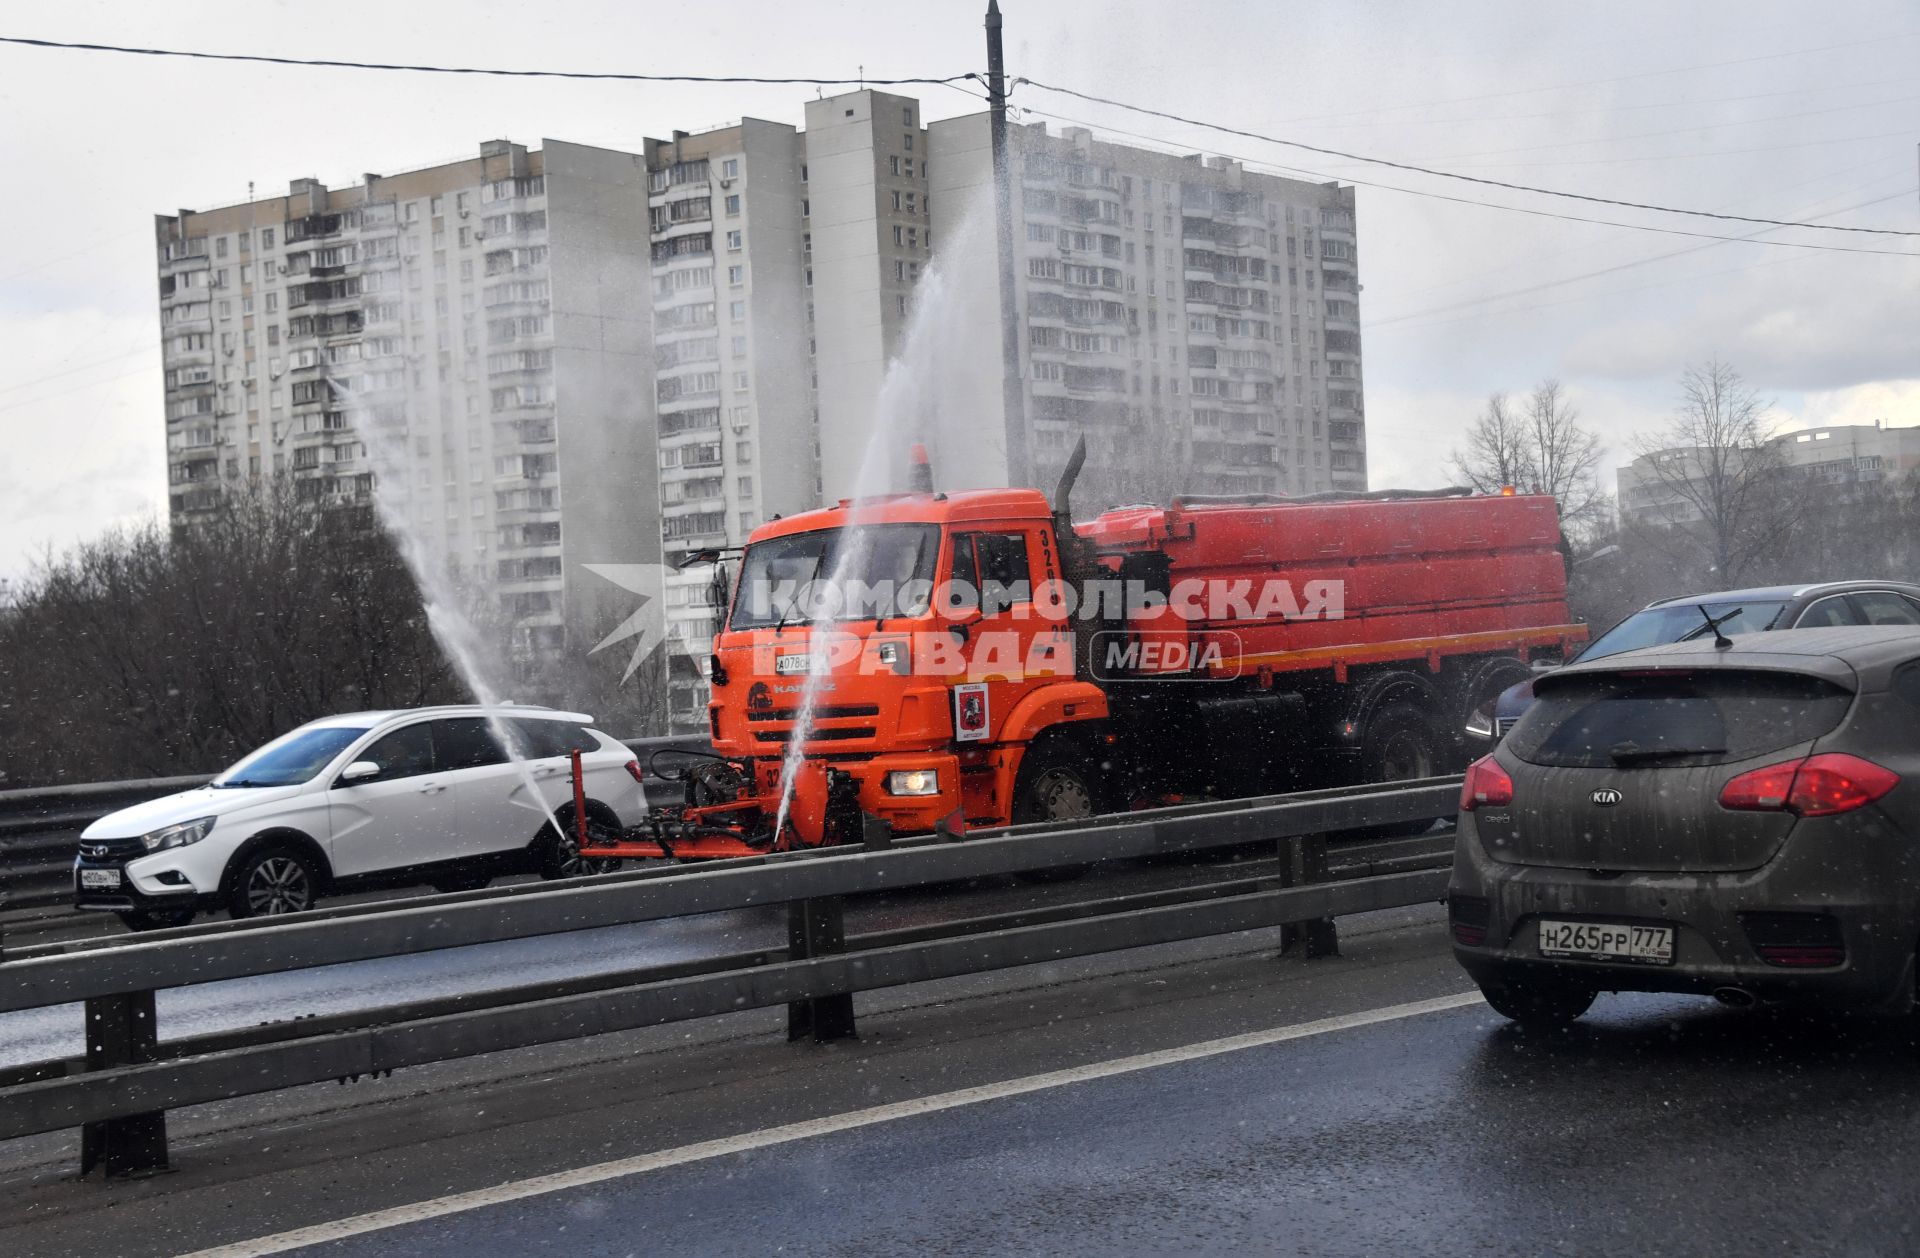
213 725 371 787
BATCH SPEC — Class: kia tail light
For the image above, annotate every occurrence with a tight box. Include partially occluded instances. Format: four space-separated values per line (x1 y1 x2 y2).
1719 753 1898 818
1460 755 1514 812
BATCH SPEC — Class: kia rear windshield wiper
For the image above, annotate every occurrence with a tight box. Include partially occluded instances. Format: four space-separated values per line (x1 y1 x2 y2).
1608 742 1727 765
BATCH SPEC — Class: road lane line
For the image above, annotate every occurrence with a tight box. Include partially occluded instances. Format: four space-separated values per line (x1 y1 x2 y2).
183 989 1484 1257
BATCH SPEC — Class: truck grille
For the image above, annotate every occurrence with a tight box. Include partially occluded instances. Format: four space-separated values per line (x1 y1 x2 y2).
747 704 880 723
753 726 877 744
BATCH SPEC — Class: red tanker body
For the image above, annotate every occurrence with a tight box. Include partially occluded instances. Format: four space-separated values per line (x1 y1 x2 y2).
587 442 1586 861
1078 492 1581 679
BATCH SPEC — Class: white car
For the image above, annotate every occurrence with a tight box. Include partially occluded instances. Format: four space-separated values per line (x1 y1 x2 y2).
74 706 647 931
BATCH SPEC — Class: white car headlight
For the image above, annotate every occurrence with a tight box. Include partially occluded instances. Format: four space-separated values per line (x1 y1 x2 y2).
141 816 216 852
885 769 940 796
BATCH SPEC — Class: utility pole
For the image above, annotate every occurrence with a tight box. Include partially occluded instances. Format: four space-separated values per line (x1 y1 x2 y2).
986 0 1028 488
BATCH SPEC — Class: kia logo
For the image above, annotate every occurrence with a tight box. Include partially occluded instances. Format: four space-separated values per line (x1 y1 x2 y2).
1590 788 1624 807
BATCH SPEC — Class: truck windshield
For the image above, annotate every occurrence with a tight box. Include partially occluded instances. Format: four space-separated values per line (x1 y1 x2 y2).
729 524 940 629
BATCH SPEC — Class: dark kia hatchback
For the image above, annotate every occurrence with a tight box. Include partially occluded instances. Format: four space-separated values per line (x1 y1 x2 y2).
1450 626 1920 1027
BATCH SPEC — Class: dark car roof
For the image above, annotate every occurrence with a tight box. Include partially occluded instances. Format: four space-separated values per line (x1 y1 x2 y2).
1645 580 1920 610
1546 625 1920 692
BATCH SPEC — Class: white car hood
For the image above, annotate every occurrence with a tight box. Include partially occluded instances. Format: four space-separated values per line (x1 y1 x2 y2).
82 784 308 839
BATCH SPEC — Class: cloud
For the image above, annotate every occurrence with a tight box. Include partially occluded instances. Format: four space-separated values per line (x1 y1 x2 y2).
0 305 167 579
1560 253 1920 394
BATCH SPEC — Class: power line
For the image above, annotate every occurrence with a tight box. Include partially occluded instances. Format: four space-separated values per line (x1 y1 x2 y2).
1367 188 1917 330
1014 77 1920 238
0 35 979 88
1256 30 1920 129
0 343 158 398
1008 100 1920 258
0 360 160 417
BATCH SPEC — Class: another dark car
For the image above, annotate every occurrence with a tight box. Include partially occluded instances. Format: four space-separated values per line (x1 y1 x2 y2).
1450 626 1920 1027
1466 580 1920 744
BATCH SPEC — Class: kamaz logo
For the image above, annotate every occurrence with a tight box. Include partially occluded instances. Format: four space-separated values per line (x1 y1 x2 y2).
1590 788 1624 807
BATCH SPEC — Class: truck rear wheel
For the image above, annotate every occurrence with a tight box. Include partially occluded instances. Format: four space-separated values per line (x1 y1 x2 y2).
1351 703 1445 837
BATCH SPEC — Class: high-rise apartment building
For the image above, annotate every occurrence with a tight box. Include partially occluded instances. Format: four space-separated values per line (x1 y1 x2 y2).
641 91 933 724
154 140 658 659
927 116 1367 509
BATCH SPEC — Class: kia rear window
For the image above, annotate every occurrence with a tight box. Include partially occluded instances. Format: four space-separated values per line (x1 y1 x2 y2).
1506 670 1851 769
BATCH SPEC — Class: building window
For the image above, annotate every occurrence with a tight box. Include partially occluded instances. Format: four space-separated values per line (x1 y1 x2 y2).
722 159 739 178
734 371 749 390
726 230 742 251
261 228 275 248
736 440 753 463
728 265 745 285
729 300 745 320
889 156 900 176
725 194 740 216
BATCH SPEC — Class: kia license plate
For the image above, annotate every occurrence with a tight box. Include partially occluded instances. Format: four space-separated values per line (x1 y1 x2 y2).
1538 919 1674 966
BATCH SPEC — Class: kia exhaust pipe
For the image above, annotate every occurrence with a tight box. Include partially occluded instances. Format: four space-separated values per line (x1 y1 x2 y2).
1712 986 1758 1009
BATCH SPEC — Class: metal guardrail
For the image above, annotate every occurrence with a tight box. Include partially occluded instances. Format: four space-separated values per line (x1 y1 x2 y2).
0 735 710 918
0 774 1462 1177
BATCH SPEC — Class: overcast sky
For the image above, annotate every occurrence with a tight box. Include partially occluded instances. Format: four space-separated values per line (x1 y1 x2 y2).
2 0 1916 579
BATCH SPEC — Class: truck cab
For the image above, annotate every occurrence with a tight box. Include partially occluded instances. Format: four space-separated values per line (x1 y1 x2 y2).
705 486 1106 846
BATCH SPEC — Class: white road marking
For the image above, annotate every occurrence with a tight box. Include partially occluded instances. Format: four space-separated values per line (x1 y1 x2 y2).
184 989 1484 1257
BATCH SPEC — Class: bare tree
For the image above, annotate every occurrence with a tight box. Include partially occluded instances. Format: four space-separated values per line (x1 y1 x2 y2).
0 480 465 787
1450 383 1607 543
1448 393 1532 495
1630 360 1805 586
1523 379 1606 537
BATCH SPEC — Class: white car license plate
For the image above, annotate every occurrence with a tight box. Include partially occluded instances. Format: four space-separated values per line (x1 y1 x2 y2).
1538 919 1674 966
79 868 122 891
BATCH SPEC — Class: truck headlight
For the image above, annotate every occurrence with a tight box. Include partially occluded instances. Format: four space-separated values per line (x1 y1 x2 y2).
141 816 216 852
874 640 910 674
885 770 941 796
1464 701 1495 742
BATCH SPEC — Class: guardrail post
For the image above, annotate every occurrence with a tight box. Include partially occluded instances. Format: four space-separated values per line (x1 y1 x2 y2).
787 897 857 1043
1278 832 1339 959
79 991 169 1178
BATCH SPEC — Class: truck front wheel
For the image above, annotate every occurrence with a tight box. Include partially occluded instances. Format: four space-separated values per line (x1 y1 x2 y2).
1010 742 1101 882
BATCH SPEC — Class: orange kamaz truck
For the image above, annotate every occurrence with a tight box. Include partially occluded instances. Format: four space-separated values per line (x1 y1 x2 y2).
590 442 1584 860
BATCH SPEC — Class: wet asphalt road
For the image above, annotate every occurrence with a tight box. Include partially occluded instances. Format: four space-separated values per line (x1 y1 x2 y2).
8 904 1920 1258
293 991 1920 1258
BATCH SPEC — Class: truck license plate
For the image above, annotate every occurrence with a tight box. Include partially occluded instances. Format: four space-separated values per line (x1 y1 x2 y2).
80 868 122 890
1538 919 1673 966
